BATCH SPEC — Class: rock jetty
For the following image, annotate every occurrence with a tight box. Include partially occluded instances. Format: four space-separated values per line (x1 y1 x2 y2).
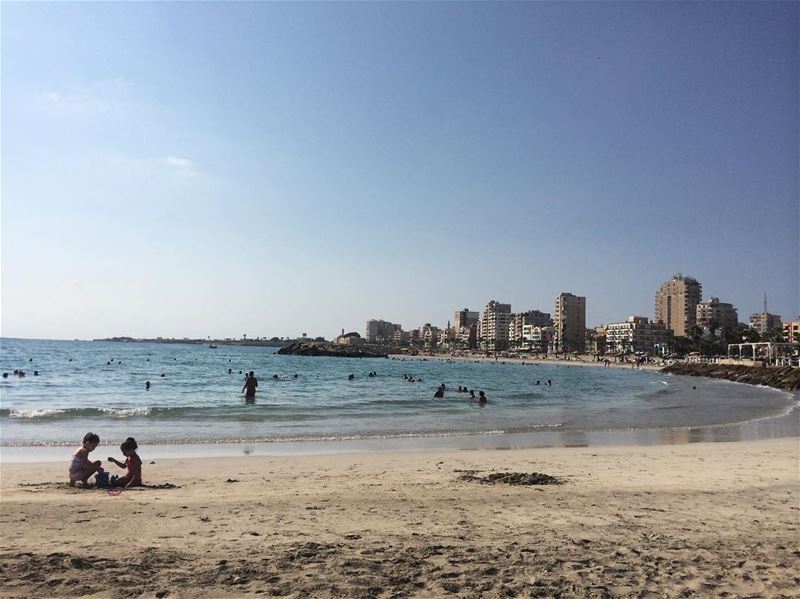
277 341 387 358
660 362 800 391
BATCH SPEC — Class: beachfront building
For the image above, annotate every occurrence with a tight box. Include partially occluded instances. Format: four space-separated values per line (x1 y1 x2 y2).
454 322 479 350
587 326 607 355
454 308 479 331
606 316 670 354
391 329 410 345
553 292 586 353
418 323 441 348
749 312 783 336
654 274 702 337
453 308 480 350
510 310 552 348
696 298 738 336
365 319 401 343
481 300 513 351
521 325 553 353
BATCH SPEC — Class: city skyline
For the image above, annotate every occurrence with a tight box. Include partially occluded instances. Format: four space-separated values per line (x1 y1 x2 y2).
2 2 797 341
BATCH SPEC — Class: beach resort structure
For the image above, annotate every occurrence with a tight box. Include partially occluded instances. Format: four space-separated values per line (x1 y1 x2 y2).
696 297 738 334
480 300 513 351
553 292 586 353
654 274 702 337
605 316 670 354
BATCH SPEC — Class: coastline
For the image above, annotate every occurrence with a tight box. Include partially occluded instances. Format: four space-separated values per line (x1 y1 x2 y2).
392 351 663 371
2 401 798 463
2 438 798 597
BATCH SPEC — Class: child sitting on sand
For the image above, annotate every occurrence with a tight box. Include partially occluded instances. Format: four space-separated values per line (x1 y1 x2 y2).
69 432 103 487
108 437 143 488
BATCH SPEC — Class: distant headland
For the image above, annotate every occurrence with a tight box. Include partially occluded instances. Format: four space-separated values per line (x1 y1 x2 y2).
93 336 296 348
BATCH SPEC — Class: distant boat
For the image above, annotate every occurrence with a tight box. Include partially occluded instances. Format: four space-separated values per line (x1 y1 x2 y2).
209 344 218 349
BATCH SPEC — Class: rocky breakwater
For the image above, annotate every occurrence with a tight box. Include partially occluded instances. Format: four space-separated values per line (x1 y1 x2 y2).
660 363 800 391
277 341 388 358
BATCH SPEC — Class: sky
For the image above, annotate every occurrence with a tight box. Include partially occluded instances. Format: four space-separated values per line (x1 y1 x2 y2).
1 1 798 341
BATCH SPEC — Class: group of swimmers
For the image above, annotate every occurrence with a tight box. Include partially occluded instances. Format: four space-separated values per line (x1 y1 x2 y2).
69 432 143 489
433 383 487 403
2 369 38 378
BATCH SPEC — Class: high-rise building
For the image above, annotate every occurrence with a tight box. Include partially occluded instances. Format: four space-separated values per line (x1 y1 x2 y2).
696 297 738 333
480 300 513 351
654 275 702 337
365 319 401 343
749 312 783 335
553 292 586 352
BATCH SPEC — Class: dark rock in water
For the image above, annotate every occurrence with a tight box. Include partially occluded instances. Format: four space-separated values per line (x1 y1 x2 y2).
277 341 387 358
660 363 800 391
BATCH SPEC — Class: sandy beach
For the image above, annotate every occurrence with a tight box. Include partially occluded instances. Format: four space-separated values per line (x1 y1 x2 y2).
2 438 798 598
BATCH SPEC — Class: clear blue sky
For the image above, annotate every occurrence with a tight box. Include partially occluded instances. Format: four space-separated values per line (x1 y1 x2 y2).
2 1 797 340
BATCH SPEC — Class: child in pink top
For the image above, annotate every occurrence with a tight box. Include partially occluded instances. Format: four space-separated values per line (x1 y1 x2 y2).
69 432 103 487
108 437 143 487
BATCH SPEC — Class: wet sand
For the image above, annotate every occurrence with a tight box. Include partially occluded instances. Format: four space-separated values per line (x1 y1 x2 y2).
1 438 798 598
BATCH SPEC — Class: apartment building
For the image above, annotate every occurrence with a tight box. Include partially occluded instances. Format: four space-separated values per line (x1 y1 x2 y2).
365 319 401 343
654 274 702 337
481 300 513 351
454 308 479 331
783 320 800 343
521 325 554 352
553 293 586 352
606 316 670 354
749 312 783 335
391 329 410 344
418 323 441 347
696 297 738 333
510 310 552 345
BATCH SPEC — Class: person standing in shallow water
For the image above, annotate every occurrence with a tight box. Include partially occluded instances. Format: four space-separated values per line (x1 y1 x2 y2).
242 371 257 399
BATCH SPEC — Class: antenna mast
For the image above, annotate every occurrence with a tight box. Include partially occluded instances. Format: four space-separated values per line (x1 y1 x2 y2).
764 292 768 314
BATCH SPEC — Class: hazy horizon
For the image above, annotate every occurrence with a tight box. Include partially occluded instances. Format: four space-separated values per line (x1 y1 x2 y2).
2 2 797 341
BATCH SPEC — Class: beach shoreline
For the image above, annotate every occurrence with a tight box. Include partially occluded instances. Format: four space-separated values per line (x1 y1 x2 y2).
2 438 798 597
391 351 664 371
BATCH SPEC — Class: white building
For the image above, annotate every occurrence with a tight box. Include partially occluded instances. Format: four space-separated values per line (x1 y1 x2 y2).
521 325 554 352
606 316 670 354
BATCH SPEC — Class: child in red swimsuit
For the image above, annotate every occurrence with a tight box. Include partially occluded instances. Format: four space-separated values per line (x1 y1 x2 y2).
108 437 143 487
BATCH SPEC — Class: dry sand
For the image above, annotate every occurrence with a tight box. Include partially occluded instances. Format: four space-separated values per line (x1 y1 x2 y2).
1 438 799 598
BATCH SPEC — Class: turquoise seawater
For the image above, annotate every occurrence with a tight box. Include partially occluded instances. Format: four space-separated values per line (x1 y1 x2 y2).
1 338 797 452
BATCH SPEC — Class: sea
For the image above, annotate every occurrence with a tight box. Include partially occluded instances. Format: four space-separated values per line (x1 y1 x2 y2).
1 338 797 462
